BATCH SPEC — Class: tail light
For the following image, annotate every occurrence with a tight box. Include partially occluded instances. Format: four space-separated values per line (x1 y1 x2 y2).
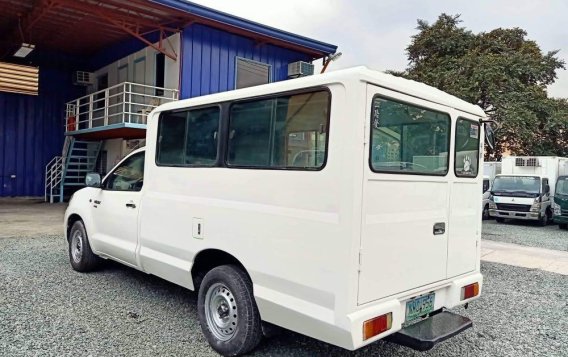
363 312 392 340
461 282 479 300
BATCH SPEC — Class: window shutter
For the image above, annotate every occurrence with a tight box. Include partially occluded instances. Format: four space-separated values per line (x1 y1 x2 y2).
0 62 39 96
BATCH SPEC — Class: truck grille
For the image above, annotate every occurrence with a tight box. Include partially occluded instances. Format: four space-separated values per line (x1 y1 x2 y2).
562 209 568 217
496 203 531 212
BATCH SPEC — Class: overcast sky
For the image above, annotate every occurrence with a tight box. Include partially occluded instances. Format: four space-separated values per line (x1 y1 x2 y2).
191 0 568 98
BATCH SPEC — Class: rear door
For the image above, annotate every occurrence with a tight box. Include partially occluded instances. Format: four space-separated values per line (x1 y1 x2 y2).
447 117 482 277
358 85 451 304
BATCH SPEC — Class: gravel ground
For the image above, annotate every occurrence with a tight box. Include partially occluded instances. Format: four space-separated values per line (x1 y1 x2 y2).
2 236 567 356
482 220 568 252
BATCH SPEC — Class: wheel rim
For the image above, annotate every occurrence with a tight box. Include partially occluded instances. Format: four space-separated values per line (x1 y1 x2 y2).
71 230 83 263
204 283 238 341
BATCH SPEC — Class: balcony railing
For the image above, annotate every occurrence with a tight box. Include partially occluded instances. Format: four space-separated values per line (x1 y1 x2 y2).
65 82 178 133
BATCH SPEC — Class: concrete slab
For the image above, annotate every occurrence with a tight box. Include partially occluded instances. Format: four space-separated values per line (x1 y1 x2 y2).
481 239 568 276
0 198 66 238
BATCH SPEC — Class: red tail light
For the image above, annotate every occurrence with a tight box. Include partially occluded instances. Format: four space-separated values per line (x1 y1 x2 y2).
461 282 479 300
363 312 392 340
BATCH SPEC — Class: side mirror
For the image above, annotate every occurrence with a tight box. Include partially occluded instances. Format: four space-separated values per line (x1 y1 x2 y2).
85 173 101 188
484 123 496 151
545 184 550 194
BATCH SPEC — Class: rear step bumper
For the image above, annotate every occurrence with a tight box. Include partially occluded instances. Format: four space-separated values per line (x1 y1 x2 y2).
385 311 472 351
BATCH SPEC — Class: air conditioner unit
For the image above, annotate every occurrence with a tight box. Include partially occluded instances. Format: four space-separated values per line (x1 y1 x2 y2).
73 71 95 86
288 61 314 78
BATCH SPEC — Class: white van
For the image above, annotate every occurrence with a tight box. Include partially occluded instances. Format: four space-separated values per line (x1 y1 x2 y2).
64 67 489 356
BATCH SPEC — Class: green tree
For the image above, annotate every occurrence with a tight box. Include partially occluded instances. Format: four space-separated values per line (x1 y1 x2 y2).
390 14 567 158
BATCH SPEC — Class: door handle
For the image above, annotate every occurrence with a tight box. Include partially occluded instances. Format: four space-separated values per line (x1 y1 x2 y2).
433 222 445 235
125 201 136 209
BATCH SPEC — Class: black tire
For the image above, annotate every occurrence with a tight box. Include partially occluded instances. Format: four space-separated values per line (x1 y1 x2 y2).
496 217 505 223
68 220 101 272
482 205 490 220
559 223 567 230
538 214 547 227
198 265 262 356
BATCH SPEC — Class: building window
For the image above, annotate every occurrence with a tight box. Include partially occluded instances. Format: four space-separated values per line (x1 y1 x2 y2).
156 106 221 166
227 90 330 169
235 58 270 89
369 97 450 175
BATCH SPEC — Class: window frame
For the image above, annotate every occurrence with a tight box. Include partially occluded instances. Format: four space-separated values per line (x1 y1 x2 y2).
155 104 223 168
234 57 272 90
225 87 332 171
102 151 145 192
454 116 481 179
368 94 452 177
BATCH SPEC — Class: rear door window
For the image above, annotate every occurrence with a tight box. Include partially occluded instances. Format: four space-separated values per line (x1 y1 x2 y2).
369 97 450 175
455 118 480 178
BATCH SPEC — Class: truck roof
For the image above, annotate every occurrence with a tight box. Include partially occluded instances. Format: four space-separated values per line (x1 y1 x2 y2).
156 66 487 118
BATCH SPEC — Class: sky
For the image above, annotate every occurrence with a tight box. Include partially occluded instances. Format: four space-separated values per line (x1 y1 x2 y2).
190 0 568 99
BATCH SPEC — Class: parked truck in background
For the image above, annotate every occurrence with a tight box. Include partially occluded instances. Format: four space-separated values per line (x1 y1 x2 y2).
482 162 501 220
553 175 568 230
489 156 568 226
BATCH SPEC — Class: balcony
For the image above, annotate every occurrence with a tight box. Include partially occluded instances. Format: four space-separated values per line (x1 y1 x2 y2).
65 82 178 140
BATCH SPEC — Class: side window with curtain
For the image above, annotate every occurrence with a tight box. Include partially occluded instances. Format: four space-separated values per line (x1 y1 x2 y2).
226 90 330 169
104 152 145 191
369 97 450 175
156 107 221 166
455 118 480 178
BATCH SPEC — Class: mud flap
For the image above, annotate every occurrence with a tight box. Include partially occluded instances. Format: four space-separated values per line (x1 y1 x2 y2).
385 311 472 351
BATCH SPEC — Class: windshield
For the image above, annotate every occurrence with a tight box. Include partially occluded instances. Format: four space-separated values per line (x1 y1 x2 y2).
557 177 568 196
492 176 541 196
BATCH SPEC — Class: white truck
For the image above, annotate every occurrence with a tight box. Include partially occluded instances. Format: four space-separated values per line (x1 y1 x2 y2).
482 162 501 219
64 67 491 356
489 156 568 225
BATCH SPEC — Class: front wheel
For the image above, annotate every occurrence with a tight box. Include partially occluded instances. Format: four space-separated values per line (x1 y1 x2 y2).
496 217 505 223
560 223 568 230
68 220 101 272
482 205 490 220
198 265 262 356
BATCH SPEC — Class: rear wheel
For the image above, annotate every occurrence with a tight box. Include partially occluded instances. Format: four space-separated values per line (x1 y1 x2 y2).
198 265 262 356
68 220 101 272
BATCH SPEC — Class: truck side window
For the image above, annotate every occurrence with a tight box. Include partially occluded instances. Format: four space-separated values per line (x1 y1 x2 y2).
104 152 145 191
227 90 330 169
369 97 450 175
156 107 221 166
455 118 480 178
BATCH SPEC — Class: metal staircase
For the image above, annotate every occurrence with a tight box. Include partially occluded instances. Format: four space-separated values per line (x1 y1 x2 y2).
45 137 102 203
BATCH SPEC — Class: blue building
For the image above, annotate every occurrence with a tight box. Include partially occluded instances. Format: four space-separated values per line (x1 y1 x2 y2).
0 0 336 200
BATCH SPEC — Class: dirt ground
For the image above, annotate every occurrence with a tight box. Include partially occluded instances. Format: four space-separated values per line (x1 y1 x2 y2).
0 198 67 238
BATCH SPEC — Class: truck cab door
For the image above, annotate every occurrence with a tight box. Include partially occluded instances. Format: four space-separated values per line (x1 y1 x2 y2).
90 151 144 267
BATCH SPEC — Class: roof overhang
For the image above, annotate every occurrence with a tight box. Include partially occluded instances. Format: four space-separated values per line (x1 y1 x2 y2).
0 0 336 63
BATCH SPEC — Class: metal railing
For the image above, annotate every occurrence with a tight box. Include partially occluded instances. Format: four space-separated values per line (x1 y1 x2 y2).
45 156 64 203
64 82 178 133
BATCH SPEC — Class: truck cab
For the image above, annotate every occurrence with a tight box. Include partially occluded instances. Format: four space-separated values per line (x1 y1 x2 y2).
553 175 568 229
488 156 568 226
489 174 552 225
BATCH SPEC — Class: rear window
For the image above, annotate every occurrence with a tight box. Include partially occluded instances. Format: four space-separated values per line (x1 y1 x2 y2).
455 118 480 178
369 97 450 175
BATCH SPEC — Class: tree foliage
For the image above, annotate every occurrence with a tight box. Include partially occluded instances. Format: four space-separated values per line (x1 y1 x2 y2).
390 14 567 158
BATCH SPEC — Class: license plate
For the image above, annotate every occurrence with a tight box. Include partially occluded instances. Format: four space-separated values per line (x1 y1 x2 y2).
405 293 435 322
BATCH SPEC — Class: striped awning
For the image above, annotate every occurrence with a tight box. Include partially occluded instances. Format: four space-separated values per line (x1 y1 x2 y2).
0 62 39 96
